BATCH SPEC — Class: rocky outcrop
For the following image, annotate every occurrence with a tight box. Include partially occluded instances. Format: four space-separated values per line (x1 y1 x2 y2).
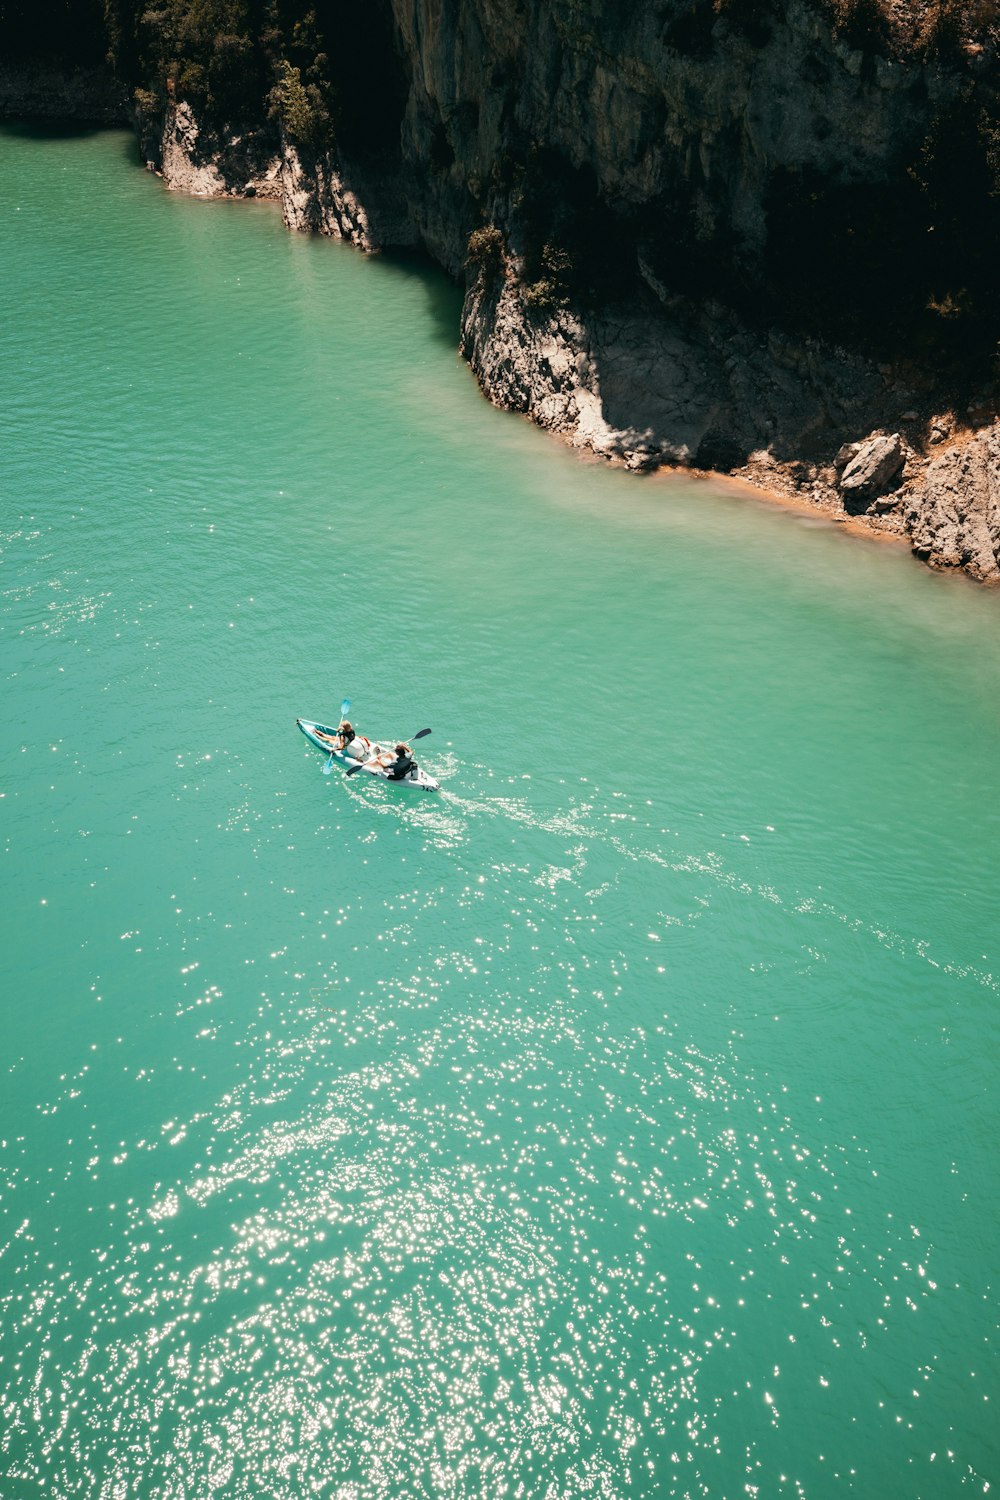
151 102 281 202
462 258 887 470
159 102 231 198
122 88 1000 586
143 103 411 251
279 145 375 246
384 0 1000 317
839 432 906 511
276 142 415 249
906 427 1000 581
392 0 1000 581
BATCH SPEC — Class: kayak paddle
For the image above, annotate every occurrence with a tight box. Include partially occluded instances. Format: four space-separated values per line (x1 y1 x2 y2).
322 698 352 774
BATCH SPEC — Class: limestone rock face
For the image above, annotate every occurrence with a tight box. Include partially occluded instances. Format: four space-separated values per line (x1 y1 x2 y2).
380 0 1000 579
462 253 891 476
385 0 980 276
278 145 374 247
152 102 282 203
277 142 413 249
905 427 1000 582
160 103 229 197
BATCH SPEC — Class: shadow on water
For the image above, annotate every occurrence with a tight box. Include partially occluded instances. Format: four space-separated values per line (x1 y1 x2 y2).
382 247 464 350
1 118 127 143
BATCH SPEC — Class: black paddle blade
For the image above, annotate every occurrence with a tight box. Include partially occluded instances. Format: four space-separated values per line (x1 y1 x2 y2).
345 730 431 777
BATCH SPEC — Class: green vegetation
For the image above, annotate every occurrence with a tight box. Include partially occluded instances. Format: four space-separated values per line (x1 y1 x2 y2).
102 0 270 122
99 0 399 145
465 225 505 282
522 242 574 311
267 56 330 149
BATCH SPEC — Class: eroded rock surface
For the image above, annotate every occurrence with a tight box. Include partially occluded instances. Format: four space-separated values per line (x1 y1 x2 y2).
839 433 906 510
462 264 884 468
906 428 1000 581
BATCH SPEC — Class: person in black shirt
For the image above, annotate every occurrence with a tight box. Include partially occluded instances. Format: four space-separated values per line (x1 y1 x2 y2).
314 720 369 758
378 742 415 780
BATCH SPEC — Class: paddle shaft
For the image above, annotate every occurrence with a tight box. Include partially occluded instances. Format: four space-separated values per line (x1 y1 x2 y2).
322 699 353 774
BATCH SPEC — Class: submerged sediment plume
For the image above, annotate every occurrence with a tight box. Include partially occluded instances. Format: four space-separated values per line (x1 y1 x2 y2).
3 0 999 578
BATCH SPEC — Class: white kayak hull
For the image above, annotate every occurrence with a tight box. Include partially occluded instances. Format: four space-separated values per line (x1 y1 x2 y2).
296 719 440 791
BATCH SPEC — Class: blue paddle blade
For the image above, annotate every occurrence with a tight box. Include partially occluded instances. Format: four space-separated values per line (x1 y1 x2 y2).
323 753 335 775
340 698 351 718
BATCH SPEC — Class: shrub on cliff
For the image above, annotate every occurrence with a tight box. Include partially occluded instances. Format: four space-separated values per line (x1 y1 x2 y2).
266 0 404 159
126 0 265 122
522 242 574 312
133 85 161 115
267 57 330 150
465 225 505 283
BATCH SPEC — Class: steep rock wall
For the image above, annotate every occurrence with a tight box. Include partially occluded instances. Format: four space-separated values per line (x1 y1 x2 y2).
389 0 942 271
3 0 999 581
907 427 1000 578
459 254 1000 581
137 0 1000 577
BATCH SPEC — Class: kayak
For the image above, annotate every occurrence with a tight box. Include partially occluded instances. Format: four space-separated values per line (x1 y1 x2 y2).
296 718 441 791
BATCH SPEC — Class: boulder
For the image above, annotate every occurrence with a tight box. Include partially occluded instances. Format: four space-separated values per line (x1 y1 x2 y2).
833 441 860 474
838 432 905 510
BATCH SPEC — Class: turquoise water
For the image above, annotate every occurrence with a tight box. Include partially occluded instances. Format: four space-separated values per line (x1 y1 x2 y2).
1 124 999 1499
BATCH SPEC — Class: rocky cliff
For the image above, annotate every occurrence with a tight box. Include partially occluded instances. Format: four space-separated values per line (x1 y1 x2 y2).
4 0 1000 579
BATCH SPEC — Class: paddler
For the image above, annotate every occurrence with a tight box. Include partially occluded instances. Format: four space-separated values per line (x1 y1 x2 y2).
374 742 416 780
315 719 370 759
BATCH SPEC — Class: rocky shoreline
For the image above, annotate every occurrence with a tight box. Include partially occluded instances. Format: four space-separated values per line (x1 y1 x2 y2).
120 126 1000 589
460 251 1000 573
150 99 1000 583
3 33 999 583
